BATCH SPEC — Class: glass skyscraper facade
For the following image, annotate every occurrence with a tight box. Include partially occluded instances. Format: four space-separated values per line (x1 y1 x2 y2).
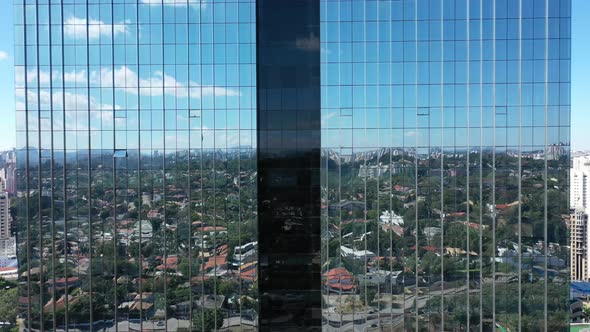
14 0 570 331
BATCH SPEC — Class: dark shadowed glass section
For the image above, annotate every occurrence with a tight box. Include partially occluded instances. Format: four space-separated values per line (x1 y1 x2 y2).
256 0 322 329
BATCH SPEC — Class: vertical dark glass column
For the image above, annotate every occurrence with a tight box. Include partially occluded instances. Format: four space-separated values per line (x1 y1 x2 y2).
256 0 321 329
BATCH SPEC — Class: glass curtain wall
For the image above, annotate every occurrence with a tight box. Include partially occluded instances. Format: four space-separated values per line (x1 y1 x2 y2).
320 0 570 331
14 0 257 331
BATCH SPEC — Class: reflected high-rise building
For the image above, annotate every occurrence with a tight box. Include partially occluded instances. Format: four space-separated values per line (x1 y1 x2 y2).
14 0 570 331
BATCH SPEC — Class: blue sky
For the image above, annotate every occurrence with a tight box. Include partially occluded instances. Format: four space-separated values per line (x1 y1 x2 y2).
0 1 588 151
0 1 14 151
571 0 590 151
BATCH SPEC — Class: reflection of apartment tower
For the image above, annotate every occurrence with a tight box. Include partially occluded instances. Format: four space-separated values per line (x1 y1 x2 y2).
0 151 16 195
4 162 16 195
571 209 589 281
358 164 389 179
0 190 10 239
571 156 590 212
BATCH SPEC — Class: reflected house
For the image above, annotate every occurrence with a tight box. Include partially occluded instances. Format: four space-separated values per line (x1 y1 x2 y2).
239 261 257 283
44 294 80 313
0 266 17 280
46 276 80 292
411 245 440 256
197 225 228 237
379 210 404 226
131 220 153 242
357 270 394 285
444 247 478 257
196 294 226 310
156 255 179 271
201 245 229 277
494 201 520 212
147 209 162 219
118 292 156 318
381 223 404 237
328 201 365 217
324 268 356 294
340 245 376 260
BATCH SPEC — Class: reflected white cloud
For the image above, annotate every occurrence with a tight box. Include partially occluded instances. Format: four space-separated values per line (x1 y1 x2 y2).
64 70 87 84
17 66 241 107
64 17 130 40
92 66 241 98
15 67 51 86
404 130 422 137
140 0 206 7
18 89 116 113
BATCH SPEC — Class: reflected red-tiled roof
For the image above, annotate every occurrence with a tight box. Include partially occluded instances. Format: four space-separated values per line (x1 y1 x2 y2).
156 256 179 270
200 226 227 232
201 255 227 272
0 267 17 272
324 267 355 292
47 276 80 284
410 245 439 253
239 262 257 282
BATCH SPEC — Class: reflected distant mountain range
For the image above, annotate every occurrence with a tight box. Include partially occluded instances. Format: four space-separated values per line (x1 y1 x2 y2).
15 142 571 167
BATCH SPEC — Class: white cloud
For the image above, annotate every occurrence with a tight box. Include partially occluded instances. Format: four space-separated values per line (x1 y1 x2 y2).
16 66 240 114
18 66 240 99
321 111 338 126
64 70 87 84
16 67 88 87
91 66 240 98
33 70 51 85
64 17 129 40
404 130 422 137
141 0 206 7
15 67 52 86
0 51 8 61
17 89 115 114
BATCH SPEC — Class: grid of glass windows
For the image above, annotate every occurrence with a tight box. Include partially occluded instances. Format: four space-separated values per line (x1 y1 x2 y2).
15 0 258 330
320 0 570 330
14 0 572 331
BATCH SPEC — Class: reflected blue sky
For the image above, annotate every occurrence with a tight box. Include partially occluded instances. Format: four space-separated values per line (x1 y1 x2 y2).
0 0 587 150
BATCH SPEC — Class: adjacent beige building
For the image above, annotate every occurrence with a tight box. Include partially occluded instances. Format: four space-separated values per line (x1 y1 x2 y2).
571 209 589 281
0 184 10 239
